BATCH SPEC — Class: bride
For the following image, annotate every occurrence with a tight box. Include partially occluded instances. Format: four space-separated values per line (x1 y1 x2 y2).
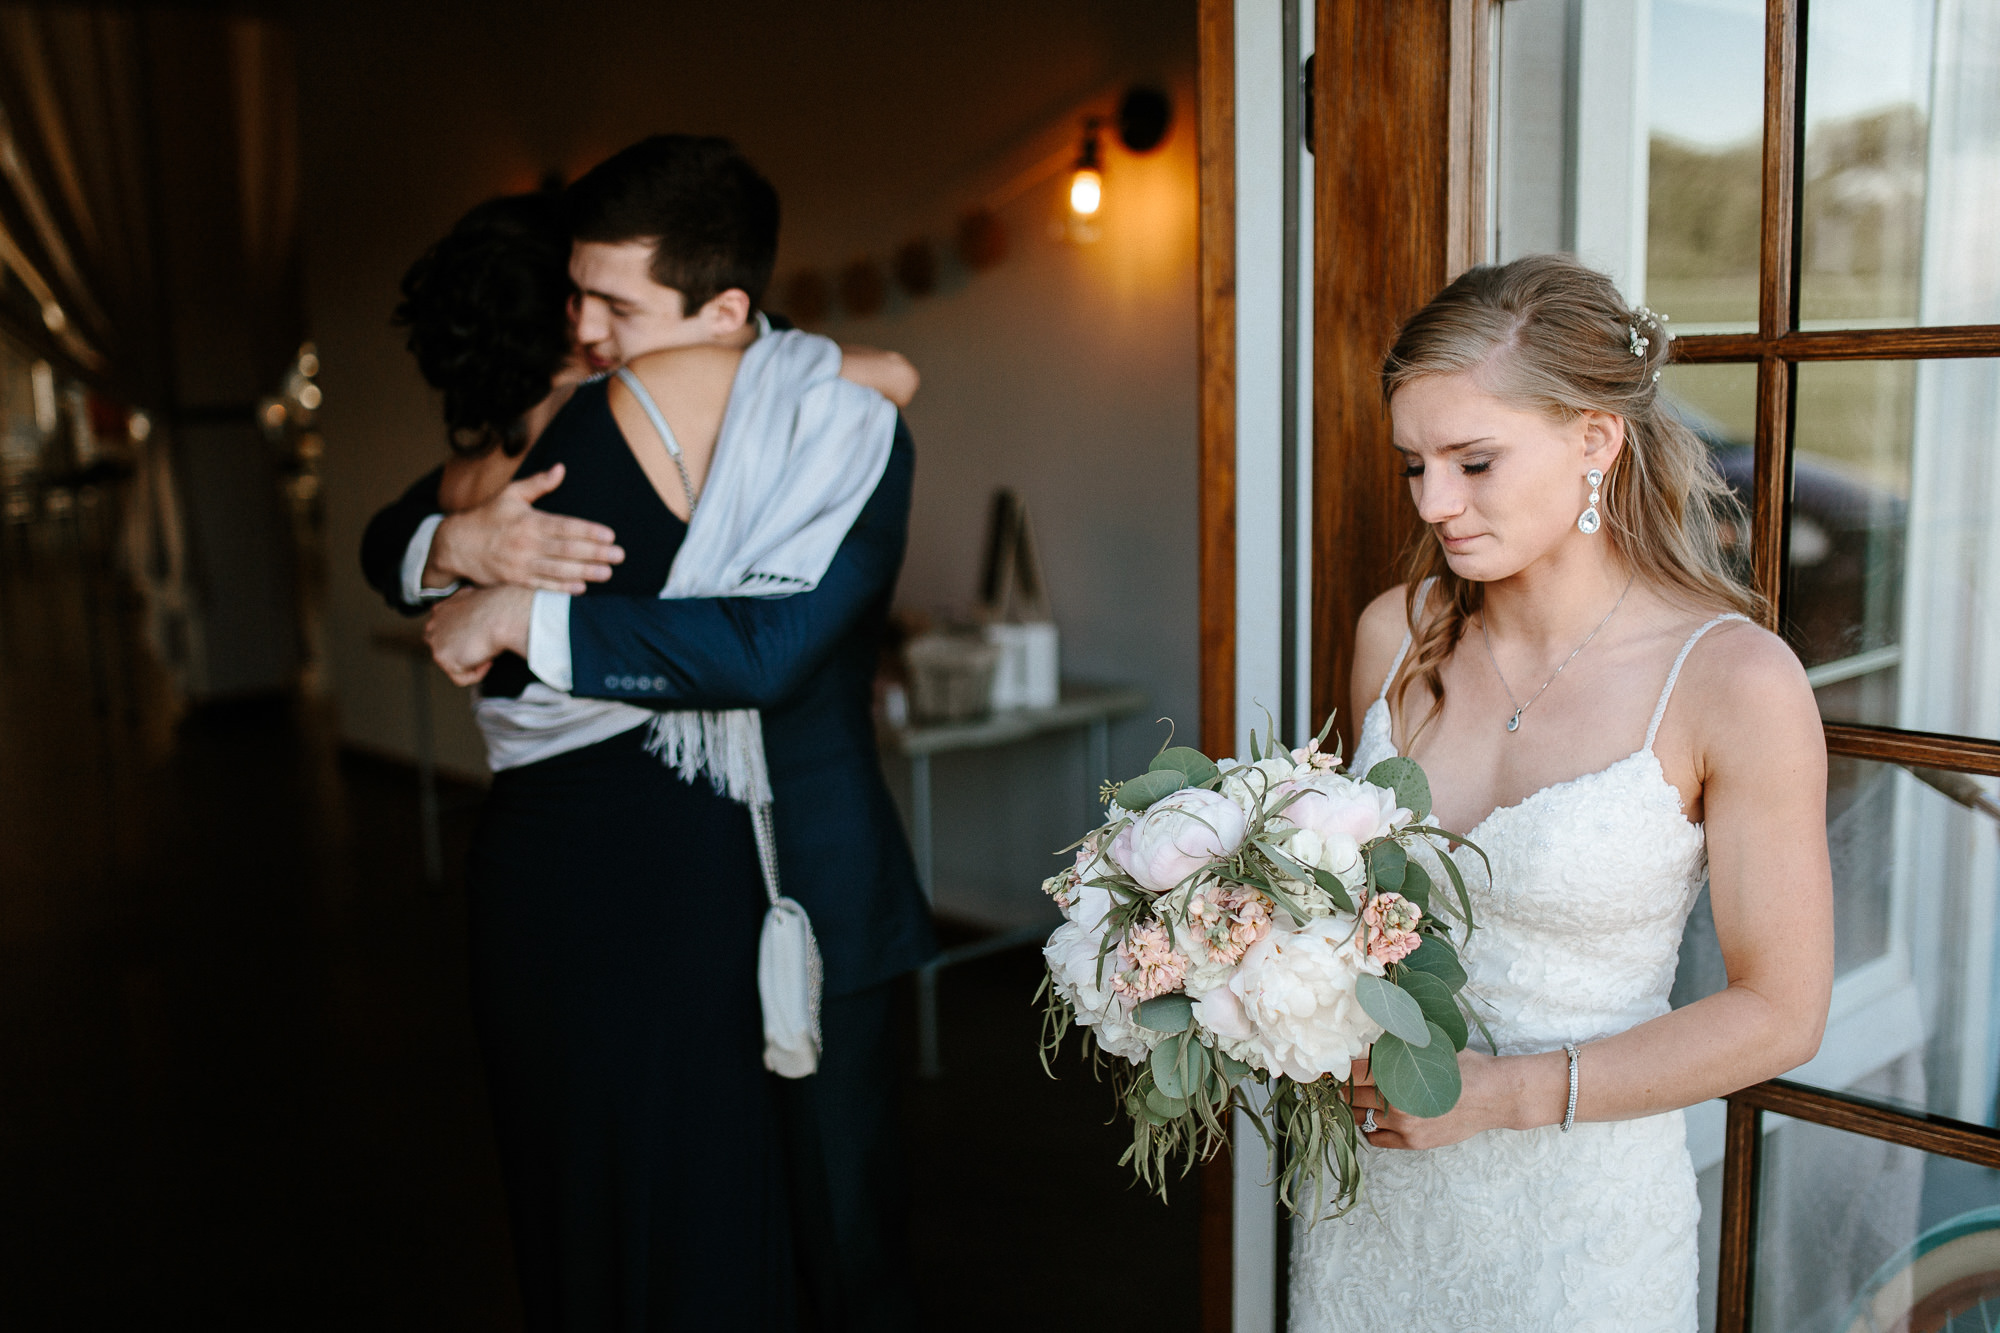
1292 255 1834 1329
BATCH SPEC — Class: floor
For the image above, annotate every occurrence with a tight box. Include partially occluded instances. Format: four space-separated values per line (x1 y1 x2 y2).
0 538 1200 1330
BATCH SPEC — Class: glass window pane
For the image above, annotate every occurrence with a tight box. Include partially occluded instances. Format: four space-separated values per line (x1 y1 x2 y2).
1646 0 1766 333
1786 359 2000 744
1799 0 2000 329
1492 0 1763 324
1751 1118 2000 1332
1659 361 1758 585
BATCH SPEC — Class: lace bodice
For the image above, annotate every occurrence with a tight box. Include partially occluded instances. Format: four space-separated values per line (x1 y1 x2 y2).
1290 612 1746 1331
1348 616 1729 1054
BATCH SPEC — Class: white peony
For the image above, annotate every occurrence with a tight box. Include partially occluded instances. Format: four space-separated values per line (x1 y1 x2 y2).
1110 788 1249 893
1218 756 1306 819
1065 880 1115 934
1043 920 1156 1062
1227 918 1387 1081
1283 826 1365 887
1274 774 1411 847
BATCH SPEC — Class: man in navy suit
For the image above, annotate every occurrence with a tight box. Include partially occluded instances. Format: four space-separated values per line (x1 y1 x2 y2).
361 137 932 1331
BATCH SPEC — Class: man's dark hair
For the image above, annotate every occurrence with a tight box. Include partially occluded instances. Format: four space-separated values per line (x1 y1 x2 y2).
565 135 780 312
393 191 573 457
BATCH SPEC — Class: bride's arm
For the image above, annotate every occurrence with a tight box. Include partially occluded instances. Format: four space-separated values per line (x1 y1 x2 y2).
1360 622 1834 1148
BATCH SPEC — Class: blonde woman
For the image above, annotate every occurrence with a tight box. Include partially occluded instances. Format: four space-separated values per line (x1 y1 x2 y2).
1291 255 1834 1329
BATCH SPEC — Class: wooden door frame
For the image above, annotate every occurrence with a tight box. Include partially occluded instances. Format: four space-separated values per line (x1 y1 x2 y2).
1195 0 1237 1326
1196 2 1490 1325
1309 0 1490 751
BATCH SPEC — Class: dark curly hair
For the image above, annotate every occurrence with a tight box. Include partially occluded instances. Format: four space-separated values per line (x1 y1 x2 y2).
393 192 574 457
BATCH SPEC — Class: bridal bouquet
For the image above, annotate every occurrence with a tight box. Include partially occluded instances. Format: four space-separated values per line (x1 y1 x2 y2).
1038 722 1486 1218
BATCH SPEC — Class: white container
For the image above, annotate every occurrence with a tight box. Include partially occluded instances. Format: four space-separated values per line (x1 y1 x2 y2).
985 621 1059 711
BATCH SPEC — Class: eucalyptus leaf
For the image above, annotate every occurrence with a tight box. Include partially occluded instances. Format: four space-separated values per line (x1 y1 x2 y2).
1151 746 1221 788
1138 993 1193 1034
1404 935 1469 991
1216 1050 1251 1088
1182 1038 1211 1094
1399 859 1432 910
1116 768 1187 811
1433 841 1476 926
1394 968 1468 1051
1151 1040 1187 1099
1368 841 1407 892
1371 1021 1462 1117
1355 973 1431 1046
1144 1085 1189 1122
1309 866 1356 913
1365 756 1433 821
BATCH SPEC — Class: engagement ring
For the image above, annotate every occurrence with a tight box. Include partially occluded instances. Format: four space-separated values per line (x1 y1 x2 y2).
1362 1109 1377 1134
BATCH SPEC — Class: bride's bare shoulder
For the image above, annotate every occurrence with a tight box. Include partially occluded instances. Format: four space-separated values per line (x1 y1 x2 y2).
1351 583 1416 714
1670 616 1821 769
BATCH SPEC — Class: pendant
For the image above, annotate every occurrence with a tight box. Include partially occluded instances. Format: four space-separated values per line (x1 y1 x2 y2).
1507 710 1522 733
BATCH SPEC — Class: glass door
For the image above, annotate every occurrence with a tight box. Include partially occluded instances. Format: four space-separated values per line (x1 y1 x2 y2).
1490 0 2000 1327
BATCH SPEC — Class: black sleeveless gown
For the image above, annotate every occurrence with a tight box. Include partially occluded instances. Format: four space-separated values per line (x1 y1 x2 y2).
466 379 792 1330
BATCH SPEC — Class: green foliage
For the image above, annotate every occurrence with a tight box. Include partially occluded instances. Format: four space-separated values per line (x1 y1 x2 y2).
1365 756 1432 821
1355 973 1431 1046
1137 992 1192 1035
1371 1020 1463 1117
1116 768 1186 810
1367 840 1407 893
1404 935 1469 991
1392 968 1468 1051
1151 746 1221 788
1399 859 1432 911
1310 866 1356 913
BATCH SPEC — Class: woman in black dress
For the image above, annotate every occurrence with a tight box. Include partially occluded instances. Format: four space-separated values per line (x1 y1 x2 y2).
382 193 921 1330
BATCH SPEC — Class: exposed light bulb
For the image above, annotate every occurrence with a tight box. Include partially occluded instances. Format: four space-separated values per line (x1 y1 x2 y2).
1069 167 1104 218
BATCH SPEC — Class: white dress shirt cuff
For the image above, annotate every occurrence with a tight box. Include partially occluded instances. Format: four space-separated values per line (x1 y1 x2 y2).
401 513 461 604
527 589 574 691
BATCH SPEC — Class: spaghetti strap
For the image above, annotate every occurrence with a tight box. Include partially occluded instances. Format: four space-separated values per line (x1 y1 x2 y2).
1645 613 1752 751
1375 577 1437 705
613 366 702 515
1378 633 1414 706
613 366 689 464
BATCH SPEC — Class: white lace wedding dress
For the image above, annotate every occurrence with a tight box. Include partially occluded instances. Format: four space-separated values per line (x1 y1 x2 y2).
1289 614 1746 1332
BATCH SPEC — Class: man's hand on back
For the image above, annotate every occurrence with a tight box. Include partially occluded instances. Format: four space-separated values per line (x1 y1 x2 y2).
424 463 624 593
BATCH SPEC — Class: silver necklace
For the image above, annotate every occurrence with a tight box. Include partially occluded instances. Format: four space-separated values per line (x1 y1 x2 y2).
1479 576 1635 733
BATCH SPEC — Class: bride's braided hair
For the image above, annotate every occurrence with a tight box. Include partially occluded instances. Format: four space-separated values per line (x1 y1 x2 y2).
1379 254 1762 746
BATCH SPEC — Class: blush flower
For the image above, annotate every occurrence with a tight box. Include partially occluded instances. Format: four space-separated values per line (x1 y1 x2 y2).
1186 882 1273 967
1110 788 1249 893
1361 891 1423 965
1275 774 1411 846
1112 920 1190 1002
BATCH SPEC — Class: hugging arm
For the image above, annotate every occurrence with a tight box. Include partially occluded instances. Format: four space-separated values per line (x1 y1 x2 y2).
360 460 624 617
556 423 913 710
359 466 447 615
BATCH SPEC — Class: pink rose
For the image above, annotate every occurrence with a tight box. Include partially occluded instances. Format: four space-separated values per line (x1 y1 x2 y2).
1110 788 1249 893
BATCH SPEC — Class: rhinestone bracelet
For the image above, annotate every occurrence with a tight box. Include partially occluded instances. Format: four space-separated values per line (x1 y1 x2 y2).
1561 1042 1580 1133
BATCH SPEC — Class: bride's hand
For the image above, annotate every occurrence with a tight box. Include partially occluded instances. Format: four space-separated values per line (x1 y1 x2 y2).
1349 1048 1517 1150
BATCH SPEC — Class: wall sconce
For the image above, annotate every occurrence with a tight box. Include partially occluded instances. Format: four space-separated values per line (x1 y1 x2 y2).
1068 118 1104 219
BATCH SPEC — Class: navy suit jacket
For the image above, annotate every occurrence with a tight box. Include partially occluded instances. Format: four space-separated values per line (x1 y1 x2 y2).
359 423 937 997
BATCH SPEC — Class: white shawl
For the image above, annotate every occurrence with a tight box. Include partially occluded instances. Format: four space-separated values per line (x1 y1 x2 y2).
474 324 898 1076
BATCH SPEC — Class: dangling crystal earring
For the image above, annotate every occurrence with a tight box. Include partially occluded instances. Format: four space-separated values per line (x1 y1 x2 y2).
1578 469 1603 535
